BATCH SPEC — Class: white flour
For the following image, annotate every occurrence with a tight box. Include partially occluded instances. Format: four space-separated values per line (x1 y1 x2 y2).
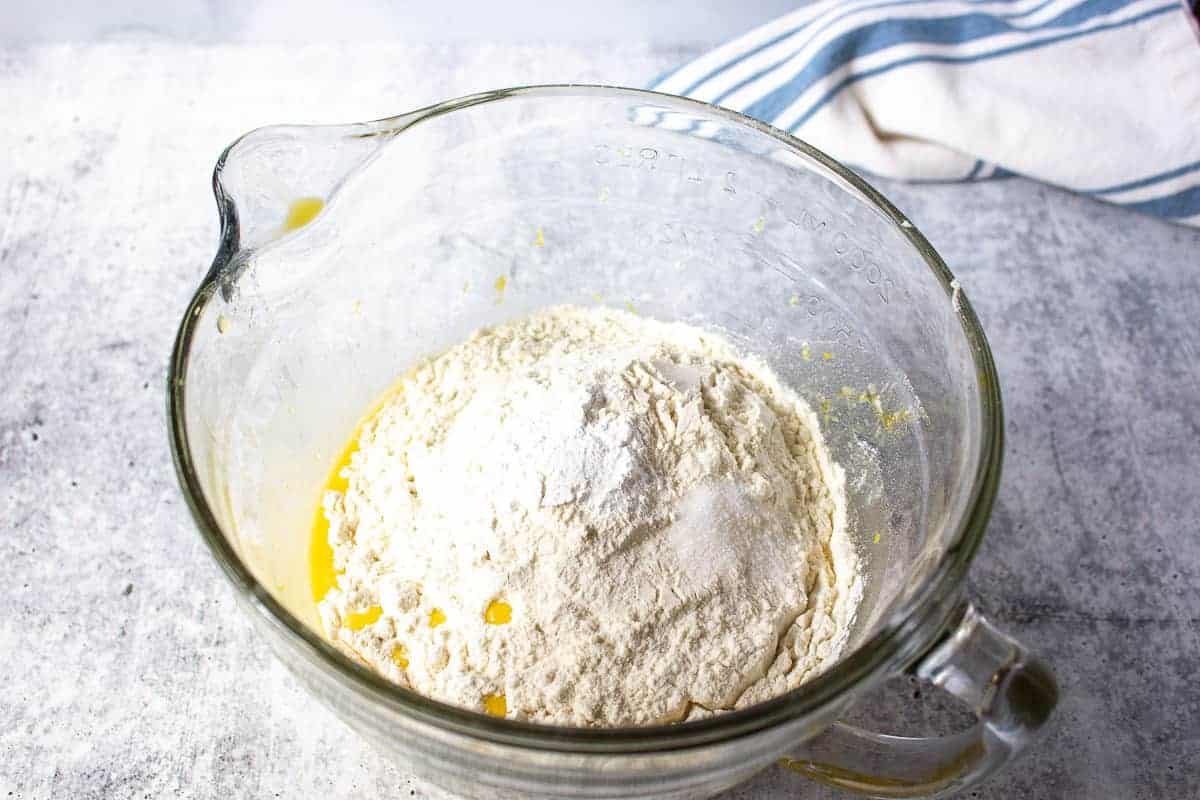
318 305 860 726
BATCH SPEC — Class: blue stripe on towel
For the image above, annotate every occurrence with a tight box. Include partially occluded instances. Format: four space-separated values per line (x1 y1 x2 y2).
706 0 1061 104
785 1 1177 129
740 0 1148 122
1082 159 1200 195
1121 184 1200 218
679 0 952 96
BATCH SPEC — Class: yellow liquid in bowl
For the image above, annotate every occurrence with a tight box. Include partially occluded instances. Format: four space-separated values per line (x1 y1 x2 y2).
309 384 405 609
309 438 354 604
307 382 515 717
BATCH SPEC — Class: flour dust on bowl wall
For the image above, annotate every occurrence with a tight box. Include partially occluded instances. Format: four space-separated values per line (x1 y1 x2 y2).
169 86 1057 799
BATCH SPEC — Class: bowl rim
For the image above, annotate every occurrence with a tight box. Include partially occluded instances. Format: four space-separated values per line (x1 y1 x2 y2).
167 83 1004 753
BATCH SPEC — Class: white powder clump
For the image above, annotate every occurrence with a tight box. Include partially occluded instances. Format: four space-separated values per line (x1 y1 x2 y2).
318 305 860 726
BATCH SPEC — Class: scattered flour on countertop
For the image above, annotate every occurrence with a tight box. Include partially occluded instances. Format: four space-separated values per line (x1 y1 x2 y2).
318 305 860 727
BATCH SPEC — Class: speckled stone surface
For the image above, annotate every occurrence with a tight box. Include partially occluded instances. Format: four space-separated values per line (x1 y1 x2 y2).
1 41 1198 800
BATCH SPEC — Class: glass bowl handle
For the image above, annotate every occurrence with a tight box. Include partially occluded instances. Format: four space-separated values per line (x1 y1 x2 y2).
780 603 1058 798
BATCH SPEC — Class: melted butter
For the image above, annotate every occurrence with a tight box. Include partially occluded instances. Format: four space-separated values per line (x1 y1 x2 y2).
484 600 512 625
344 606 382 630
309 437 357 604
310 380 410 610
391 645 409 669
283 197 324 231
483 693 507 717
310 377 513 694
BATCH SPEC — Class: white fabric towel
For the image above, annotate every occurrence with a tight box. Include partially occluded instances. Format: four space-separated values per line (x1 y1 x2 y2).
652 0 1200 226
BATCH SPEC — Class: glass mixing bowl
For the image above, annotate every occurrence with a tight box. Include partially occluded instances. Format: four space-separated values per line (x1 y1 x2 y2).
168 86 1057 799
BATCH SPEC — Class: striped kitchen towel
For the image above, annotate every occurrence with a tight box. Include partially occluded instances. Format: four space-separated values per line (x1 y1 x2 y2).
651 0 1200 226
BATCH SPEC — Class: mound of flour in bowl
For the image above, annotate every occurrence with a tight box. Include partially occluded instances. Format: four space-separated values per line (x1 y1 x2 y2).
318 305 860 726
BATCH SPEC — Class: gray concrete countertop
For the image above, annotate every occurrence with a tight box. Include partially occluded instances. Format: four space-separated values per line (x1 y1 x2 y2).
1 41 1198 800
